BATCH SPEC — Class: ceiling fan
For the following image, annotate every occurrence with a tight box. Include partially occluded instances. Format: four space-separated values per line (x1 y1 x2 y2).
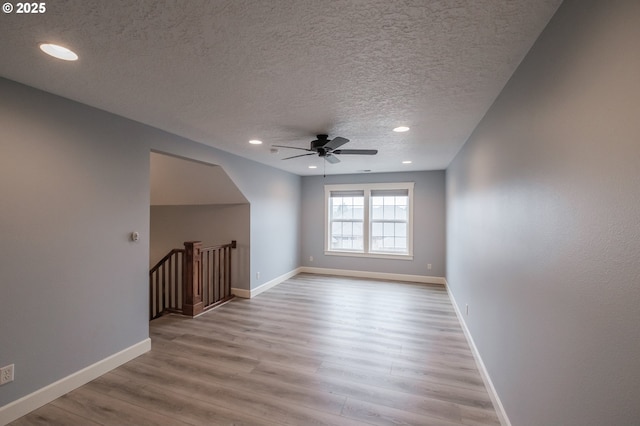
273 134 378 163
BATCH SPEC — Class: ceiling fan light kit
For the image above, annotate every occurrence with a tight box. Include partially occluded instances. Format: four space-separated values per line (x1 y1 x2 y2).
273 134 378 164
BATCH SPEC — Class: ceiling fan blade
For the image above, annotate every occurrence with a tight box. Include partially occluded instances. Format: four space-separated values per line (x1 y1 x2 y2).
272 145 314 152
324 136 349 150
282 153 316 160
332 149 378 155
325 154 340 164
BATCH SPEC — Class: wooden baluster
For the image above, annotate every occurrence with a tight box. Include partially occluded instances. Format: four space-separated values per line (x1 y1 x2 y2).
177 251 182 309
226 245 231 298
209 248 213 305
183 241 204 317
149 271 154 320
155 270 160 317
215 247 220 303
230 241 236 299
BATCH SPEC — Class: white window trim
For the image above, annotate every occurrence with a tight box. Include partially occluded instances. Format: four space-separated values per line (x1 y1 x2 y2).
324 182 414 260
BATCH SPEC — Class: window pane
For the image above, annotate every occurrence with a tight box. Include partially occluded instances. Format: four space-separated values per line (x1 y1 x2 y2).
395 222 407 237
332 198 344 219
371 222 382 237
384 222 394 237
371 204 382 220
352 235 363 250
353 205 364 220
383 205 394 219
395 204 407 220
345 222 353 237
331 221 342 249
371 236 382 251
342 201 352 220
330 220 363 251
332 222 342 235
353 222 363 237
395 237 407 249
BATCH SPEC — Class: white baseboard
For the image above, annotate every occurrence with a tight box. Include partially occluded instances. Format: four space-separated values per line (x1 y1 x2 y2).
444 279 511 426
232 267 302 299
0 338 151 425
230 287 251 298
231 267 444 299
299 266 446 285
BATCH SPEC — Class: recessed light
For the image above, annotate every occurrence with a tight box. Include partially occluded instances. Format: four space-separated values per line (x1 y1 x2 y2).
39 43 78 61
393 126 410 133
402 160 412 164
249 140 263 145
308 165 317 169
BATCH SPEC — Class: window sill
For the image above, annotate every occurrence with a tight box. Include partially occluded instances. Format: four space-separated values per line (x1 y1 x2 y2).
324 251 414 261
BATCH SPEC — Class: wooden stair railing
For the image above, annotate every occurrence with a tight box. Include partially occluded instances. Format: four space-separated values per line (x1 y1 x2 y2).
201 241 236 311
150 240 236 320
149 248 185 320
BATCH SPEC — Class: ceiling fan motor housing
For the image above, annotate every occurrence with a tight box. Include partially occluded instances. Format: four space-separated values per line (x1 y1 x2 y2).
311 134 330 151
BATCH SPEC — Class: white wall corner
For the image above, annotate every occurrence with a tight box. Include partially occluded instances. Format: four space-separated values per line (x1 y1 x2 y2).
444 279 512 426
300 266 446 285
232 267 302 299
0 338 151 425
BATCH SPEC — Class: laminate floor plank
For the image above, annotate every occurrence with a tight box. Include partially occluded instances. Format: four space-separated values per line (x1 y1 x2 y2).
116 354 349 417
86 372 279 426
316 363 494 410
50 386 190 426
341 398 463 426
9 404 101 426
10 273 499 425
249 361 471 424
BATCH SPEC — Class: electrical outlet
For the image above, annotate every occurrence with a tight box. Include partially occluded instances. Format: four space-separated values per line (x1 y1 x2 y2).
0 364 14 385
309 256 314 262
427 264 432 270
465 304 469 316
256 272 260 280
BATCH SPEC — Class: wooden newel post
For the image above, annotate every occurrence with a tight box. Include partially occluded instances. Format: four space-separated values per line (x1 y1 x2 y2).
183 241 204 317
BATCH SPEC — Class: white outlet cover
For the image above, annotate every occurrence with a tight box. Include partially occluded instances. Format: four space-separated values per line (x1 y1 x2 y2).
0 364 14 385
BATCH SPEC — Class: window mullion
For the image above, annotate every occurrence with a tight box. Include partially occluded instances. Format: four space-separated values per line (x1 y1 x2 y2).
363 189 370 254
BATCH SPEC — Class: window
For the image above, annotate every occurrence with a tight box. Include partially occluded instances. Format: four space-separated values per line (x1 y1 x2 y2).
325 183 414 259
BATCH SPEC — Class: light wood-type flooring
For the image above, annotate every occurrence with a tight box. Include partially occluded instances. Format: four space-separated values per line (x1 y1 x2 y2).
11 274 500 425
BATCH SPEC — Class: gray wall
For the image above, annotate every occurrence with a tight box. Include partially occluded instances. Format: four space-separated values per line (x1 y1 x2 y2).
148 134 301 290
0 77 301 407
150 204 250 288
446 1 640 425
301 171 446 277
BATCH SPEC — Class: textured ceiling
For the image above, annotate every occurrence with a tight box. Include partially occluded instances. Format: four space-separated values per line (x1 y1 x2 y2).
0 0 561 175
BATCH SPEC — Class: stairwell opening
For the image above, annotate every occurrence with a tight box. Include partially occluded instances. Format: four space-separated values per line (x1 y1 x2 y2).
149 151 249 319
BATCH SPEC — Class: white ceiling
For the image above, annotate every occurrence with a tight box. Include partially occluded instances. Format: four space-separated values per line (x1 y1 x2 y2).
0 0 561 176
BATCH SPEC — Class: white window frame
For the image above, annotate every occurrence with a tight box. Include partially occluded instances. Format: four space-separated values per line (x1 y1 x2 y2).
324 182 414 260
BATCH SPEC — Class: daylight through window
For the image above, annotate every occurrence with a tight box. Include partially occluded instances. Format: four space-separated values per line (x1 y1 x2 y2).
325 183 413 258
